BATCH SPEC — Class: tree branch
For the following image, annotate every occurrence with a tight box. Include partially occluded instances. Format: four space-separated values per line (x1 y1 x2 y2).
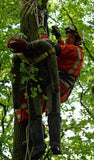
48 14 60 25
78 81 94 119
83 42 94 61
0 103 7 133
60 0 94 61
4 115 14 135
0 1 18 5
0 7 20 22
0 0 34 22
60 0 74 24
1 153 11 160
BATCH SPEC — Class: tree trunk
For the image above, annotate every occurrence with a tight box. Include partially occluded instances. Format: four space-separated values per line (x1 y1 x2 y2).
13 0 48 160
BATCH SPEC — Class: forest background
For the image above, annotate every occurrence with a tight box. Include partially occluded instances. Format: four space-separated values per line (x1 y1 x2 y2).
0 0 94 160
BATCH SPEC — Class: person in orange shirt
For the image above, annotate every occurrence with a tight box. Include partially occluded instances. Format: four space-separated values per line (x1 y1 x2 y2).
52 24 84 103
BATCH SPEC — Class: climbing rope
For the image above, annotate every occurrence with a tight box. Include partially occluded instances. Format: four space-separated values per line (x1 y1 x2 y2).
33 0 44 26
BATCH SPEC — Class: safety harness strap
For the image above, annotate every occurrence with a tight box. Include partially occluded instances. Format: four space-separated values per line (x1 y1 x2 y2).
59 71 80 101
30 47 55 66
59 71 77 87
17 47 55 67
34 0 47 28
17 53 30 65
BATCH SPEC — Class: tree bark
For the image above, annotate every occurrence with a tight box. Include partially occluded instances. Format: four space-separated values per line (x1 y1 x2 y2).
13 0 48 160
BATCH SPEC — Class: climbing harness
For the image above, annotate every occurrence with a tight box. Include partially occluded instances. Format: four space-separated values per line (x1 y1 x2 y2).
34 0 48 27
33 0 49 36
59 71 76 88
59 71 80 102
17 47 55 67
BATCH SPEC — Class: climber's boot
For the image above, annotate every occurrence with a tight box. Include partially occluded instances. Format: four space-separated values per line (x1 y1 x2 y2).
48 113 62 155
30 115 46 160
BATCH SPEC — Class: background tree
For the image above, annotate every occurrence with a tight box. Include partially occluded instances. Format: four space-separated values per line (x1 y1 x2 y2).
0 0 94 160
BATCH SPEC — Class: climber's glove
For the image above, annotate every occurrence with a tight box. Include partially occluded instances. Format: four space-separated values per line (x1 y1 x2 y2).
51 25 61 39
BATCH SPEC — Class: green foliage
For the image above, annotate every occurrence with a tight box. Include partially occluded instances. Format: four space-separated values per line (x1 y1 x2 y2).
20 60 39 83
0 0 94 159
20 60 43 98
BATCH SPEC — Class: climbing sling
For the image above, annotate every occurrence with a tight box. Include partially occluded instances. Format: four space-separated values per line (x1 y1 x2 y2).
59 71 80 102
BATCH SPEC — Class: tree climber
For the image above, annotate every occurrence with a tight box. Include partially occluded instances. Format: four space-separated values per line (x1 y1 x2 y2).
51 25 84 103
39 24 84 103
7 36 62 160
34 3 84 104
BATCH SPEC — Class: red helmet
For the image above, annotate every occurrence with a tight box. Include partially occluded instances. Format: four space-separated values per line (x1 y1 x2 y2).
7 35 29 53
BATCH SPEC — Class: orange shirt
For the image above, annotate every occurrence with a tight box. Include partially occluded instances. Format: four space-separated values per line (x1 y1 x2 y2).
57 41 84 103
57 42 84 77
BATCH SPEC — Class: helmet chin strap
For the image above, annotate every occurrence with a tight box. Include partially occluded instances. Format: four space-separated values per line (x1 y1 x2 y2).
74 36 81 46
74 39 78 46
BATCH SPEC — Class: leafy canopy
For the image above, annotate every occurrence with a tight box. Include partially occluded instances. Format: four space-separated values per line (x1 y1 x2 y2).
0 0 94 159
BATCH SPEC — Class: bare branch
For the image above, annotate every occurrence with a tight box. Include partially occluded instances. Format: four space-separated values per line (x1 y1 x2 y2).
60 0 74 24
83 42 94 61
4 114 14 135
48 14 60 25
0 1 18 5
78 81 94 119
0 102 6 109
0 7 20 22
0 0 34 22
60 0 94 61
0 103 7 133
1 153 11 160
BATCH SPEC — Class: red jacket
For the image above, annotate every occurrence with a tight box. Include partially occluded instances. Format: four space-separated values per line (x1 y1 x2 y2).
57 41 83 76
57 41 84 103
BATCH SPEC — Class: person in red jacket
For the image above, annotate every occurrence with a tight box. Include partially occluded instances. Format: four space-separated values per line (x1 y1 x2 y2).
51 24 84 103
